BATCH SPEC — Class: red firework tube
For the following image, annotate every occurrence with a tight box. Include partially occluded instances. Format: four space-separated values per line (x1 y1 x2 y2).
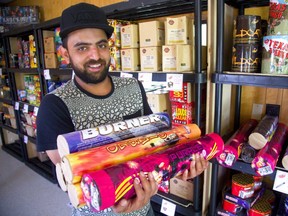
251 123 287 176
57 112 171 158
217 119 258 167
248 115 278 150
79 133 224 212
282 144 288 170
62 124 201 184
222 199 241 214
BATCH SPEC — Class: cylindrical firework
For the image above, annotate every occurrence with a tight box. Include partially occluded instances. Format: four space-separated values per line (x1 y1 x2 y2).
248 199 272 216
282 145 288 170
231 173 255 199
251 123 287 176
62 124 201 184
267 0 288 35
248 115 278 150
57 112 171 158
240 142 257 163
217 119 258 167
67 183 86 208
56 163 67 192
79 133 224 212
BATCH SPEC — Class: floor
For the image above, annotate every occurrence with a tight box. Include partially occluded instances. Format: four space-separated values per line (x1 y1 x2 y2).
0 146 71 216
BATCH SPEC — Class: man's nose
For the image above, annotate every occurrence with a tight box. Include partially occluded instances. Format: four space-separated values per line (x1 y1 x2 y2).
89 47 101 60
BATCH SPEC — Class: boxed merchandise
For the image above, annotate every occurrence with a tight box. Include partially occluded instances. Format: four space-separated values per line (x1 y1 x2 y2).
146 91 171 115
120 48 140 71
108 19 130 47
44 53 58 68
165 16 194 45
44 36 56 53
171 101 193 126
26 140 38 158
139 20 165 47
120 24 139 48
169 82 192 103
169 176 194 201
140 46 162 71
162 45 192 72
109 46 121 71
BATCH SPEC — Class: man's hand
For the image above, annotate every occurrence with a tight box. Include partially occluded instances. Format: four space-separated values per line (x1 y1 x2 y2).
182 153 209 181
112 171 158 214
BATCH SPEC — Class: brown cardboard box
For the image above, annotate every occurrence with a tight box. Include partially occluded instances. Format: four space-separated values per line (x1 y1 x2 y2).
162 45 192 72
26 140 38 158
120 48 140 71
44 36 56 53
139 21 165 47
146 91 171 115
120 24 139 48
37 151 49 162
140 46 162 71
44 53 58 68
169 176 194 201
165 16 194 45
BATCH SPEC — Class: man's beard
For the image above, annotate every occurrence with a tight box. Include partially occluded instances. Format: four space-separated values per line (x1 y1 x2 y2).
71 59 110 84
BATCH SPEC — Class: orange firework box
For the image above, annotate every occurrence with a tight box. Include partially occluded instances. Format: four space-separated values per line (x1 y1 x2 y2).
61 124 201 184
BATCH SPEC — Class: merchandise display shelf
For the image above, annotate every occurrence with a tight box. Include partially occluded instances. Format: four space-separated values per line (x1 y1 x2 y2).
0 97 13 105
212 72 288 89
2 141 24 162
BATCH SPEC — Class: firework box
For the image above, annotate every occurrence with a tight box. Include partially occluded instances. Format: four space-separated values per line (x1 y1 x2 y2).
171 101 193 126
120 48 140 71
120 24 139 48
169 176 194 201
140 46 162 71
139 20 165 47
169 82 192 103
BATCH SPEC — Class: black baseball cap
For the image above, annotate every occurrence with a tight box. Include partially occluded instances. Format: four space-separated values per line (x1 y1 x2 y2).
59 3 114 40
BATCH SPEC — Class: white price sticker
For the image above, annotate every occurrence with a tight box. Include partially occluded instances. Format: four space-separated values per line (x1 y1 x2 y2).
273 170 288 194
23 104 29 113
33 107 39 116
14 102 20 110
120 72 133 78
24 135 28 144
166 73 183 91
160 199 176 216
138 72 152 83
44 69 51 80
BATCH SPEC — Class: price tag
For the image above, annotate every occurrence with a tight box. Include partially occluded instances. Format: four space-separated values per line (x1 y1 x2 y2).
273 170 288 194
33 107 39 116
166 74 183 91
160 199 176 216
138 72 152 83
23 135 28 144
120 72 133 78
23 104 29 113
44 69 51 80
14 102 20 110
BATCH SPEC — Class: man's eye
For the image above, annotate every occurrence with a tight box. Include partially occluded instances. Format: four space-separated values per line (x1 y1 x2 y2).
98 44 108 49
78 47 87 51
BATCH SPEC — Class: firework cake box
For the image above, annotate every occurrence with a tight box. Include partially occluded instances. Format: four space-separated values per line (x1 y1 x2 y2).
261 35 288 74
268 0 288 35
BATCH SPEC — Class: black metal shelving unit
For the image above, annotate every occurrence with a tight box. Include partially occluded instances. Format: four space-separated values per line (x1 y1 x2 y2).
209 0 288 215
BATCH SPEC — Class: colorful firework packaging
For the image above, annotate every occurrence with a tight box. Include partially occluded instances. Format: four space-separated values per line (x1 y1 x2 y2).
57 112 171 158
251 123 287 176
61 124 201 184
217 119 258 167
267 0 288 35
80 133 224 212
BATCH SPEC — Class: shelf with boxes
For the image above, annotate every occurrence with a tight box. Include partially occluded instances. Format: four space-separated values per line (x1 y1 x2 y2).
210 0 288 215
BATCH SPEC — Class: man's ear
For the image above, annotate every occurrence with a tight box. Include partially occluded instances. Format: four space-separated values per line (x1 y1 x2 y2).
59 45 70 64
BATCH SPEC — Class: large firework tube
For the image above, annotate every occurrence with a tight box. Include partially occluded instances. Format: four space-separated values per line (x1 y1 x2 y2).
251 123 287 176
80 133 224 212
282 145 288 170
217 119 258 167
248 115 278 150
62 124 201 184
57 112 171 158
